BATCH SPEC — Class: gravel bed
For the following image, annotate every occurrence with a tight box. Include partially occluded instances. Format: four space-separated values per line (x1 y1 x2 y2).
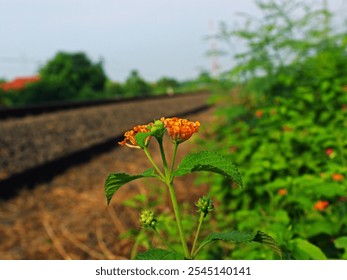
0 92 210 180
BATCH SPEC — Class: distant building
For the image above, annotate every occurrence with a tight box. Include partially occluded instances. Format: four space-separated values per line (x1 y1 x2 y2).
0 76 40 92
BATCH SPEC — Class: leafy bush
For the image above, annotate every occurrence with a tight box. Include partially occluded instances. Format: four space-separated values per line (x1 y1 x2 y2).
123 70 152 97
199 0 347 259
15 78 72 105
40 51 107 96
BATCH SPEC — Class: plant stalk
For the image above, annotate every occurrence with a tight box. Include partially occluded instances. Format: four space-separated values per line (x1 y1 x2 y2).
158 139 169 178
170 142 179 182
143 147 165 179
190 211 204 258
167 181 191 259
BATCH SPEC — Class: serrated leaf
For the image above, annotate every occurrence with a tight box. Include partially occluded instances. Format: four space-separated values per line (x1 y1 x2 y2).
134 132 152 148
105 168 156 204
135 248 185 260
198 230 282 258
252 231 282 258
203 231 255 245
197 231 255 255
173 151 243 187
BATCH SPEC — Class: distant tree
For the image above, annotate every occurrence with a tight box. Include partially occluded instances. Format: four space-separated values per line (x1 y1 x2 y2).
123 70 151 97
0 88 7 107
155 77 179 95
39 51 107 98
105 80 124 98
196 70 213 84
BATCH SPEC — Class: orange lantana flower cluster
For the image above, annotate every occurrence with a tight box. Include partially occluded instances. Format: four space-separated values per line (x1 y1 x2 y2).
118 117 200 148
255 110 263 118
332 173 344 182
313 200 329 211
118 124 152 148
161 117 200 143
277 188 288 196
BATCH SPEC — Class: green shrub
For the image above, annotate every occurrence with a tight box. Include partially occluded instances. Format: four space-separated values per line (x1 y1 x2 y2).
199 0 347 259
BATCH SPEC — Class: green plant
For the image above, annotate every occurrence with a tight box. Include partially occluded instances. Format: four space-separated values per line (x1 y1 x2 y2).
123 70 152 97
197 0 347 260
204 85 347 259
215 0 347 100
104 117 281 259
40 51 107 96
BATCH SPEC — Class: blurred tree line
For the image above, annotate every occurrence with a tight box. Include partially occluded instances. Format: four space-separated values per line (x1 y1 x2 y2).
0 51 216 107
213 0 347 102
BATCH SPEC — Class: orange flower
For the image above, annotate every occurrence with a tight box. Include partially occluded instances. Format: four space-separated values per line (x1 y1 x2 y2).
255 110 263 118
161 117 200 143
278 188 288 196
325 148 334 156
332 173 344 182
118 124 152 148
313 200 329 211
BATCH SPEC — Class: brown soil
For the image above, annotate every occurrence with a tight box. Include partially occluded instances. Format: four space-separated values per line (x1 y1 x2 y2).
0 106 216 260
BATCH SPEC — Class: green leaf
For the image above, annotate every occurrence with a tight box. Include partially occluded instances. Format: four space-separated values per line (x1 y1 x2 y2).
252 231 282 258
334 236 347 249
105 168 156 204
135 248 185 260
197 231 255 256
292 239 327 260
334 237 347 259
134 132 152 148
203 231 255 245
198 231 282 258
174 151 243 187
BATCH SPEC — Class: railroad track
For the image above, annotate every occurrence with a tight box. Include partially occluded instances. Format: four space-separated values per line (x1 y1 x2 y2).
0 91 211 199
0 90 209 119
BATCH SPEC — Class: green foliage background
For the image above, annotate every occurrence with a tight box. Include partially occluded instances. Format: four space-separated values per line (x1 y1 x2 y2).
0 53 217 107
197 0 347 259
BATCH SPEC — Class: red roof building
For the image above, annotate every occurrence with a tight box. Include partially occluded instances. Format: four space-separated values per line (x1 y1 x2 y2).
0 76 40 92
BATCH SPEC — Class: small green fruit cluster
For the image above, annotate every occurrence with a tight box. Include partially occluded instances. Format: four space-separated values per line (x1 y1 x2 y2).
196 197 214 218
139 209 157 229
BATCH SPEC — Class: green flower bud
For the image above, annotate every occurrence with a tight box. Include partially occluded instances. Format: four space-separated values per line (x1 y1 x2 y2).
148 119 165 140
195 197 214 218
139 209 157 229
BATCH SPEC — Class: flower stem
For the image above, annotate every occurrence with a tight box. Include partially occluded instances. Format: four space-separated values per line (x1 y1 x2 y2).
158 140 169 178
143 147 165 179
166 181 191 259
190 211 204 258
170 142 179 182
130 229 144 260
192 240 209 259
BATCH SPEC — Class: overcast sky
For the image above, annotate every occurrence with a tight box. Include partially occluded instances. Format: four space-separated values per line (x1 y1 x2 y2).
0 0 346 82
